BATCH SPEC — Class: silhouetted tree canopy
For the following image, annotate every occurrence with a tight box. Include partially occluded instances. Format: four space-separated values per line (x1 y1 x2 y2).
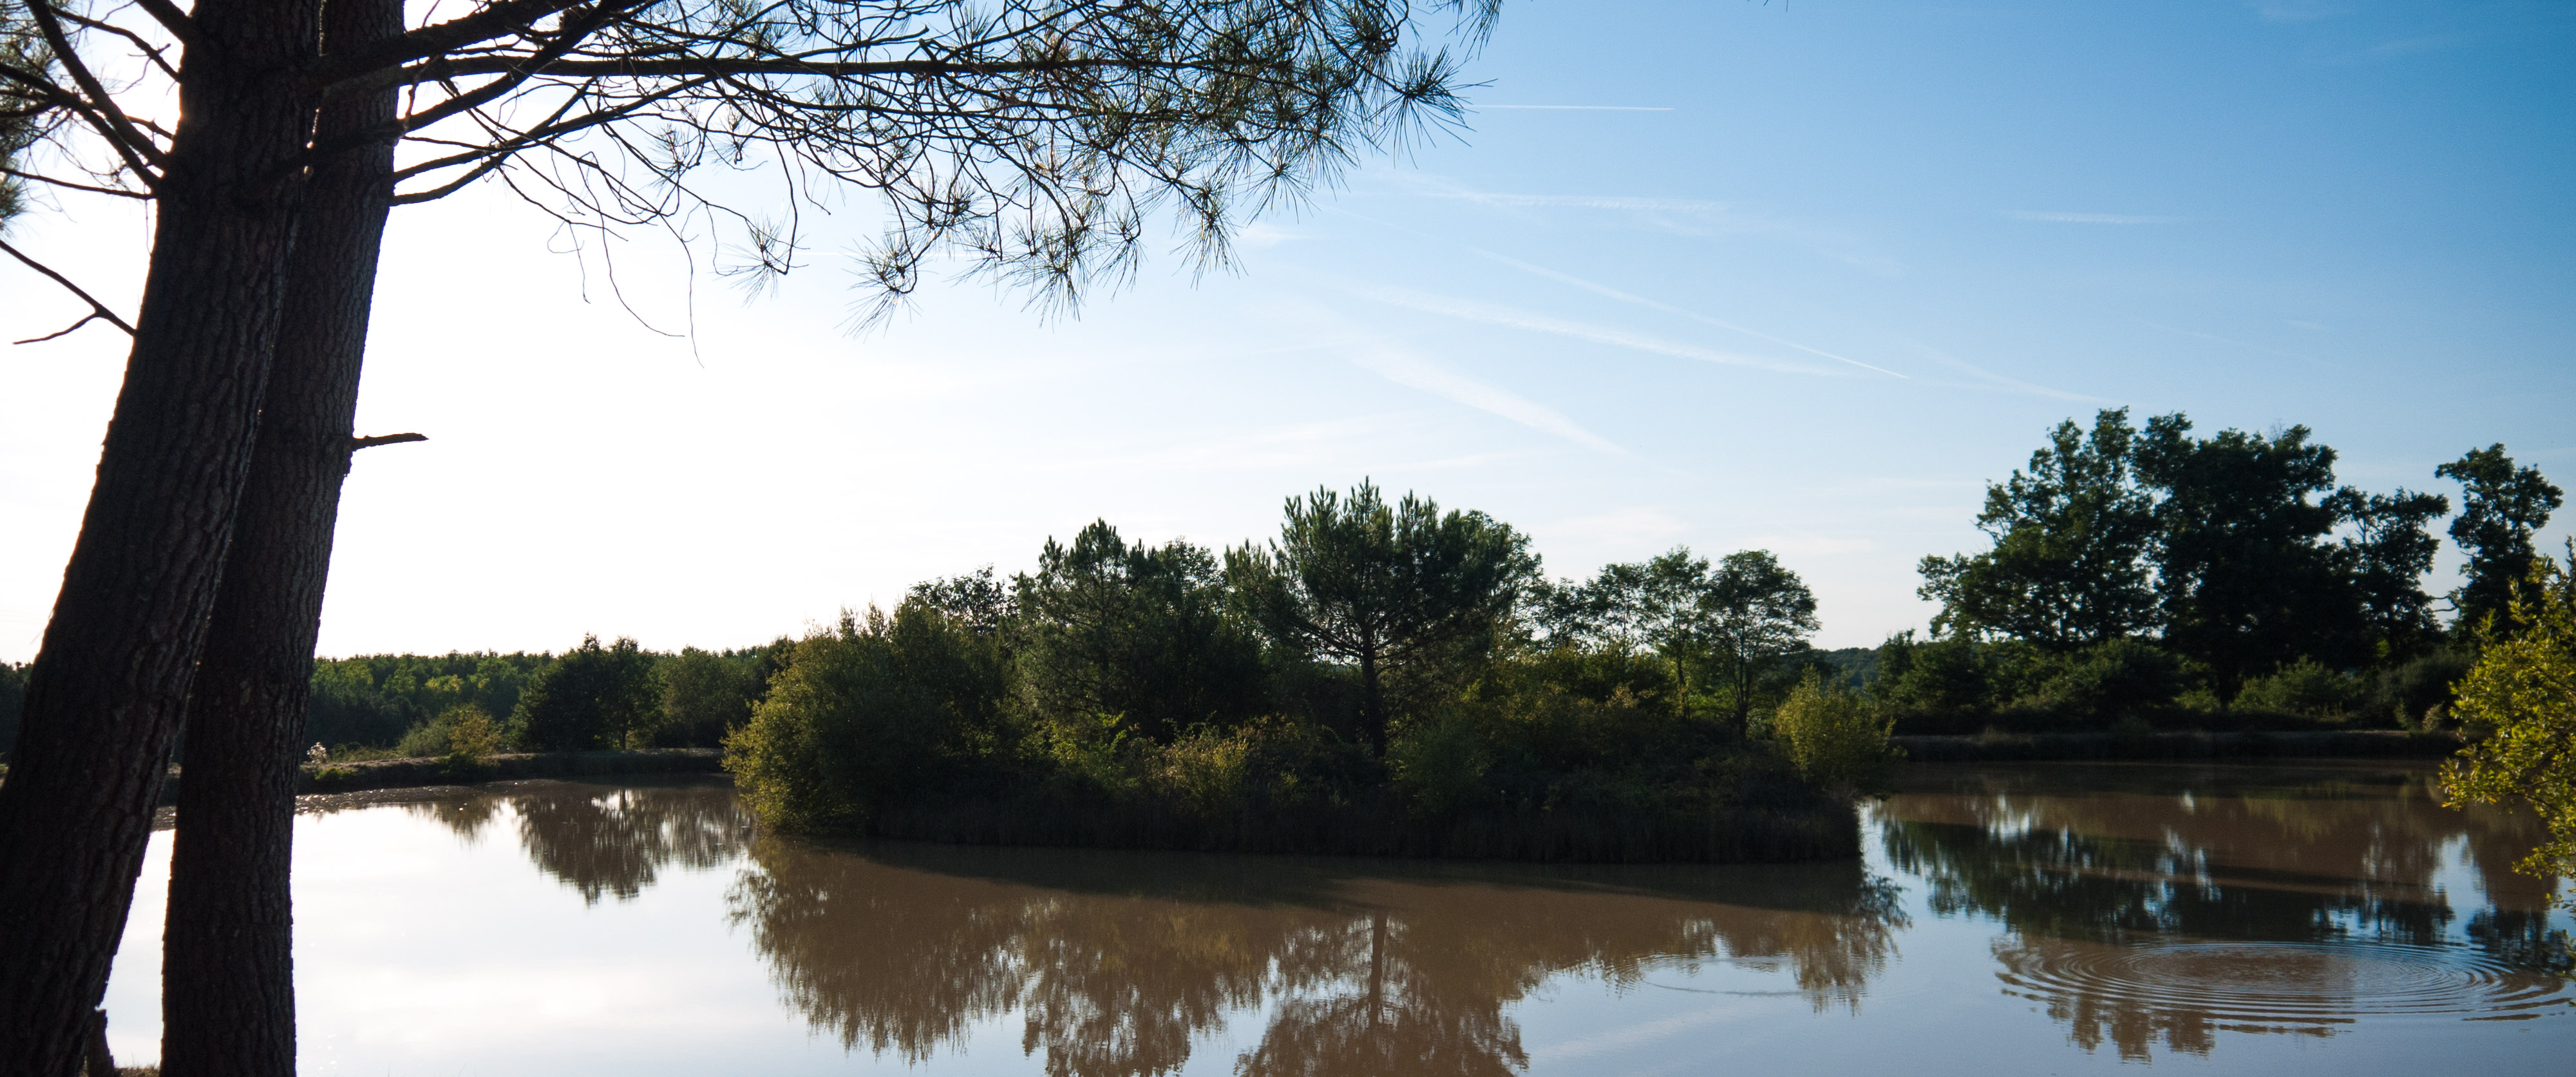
1916 410 2501 704
2136 415 2376 692
1918 408 2159 649
2439 444 2565 633
515 634 660 750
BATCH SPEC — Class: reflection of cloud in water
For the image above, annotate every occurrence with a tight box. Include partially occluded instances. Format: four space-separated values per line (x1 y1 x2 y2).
1878 763 2574 1060
726 842 1906 1077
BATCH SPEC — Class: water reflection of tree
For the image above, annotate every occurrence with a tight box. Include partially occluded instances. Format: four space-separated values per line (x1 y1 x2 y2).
727 841 1905 1077
1879 763 2573 1060
395 779 752 904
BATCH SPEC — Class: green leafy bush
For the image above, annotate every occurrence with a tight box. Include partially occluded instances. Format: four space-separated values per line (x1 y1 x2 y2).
2016 638 2184 725
1387 714 1497 815
444 704 503 761
1770 672 1899 796
393 713 453 758
2441 555 2576 906
2364 646 2475 730
2232 659 2364 721
1873 634 2052 732
725 604 1010 831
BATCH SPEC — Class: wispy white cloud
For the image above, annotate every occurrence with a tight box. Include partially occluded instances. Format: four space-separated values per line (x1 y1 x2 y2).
1396 178 1904 276
1466 249 1909 378
1549 507 1690 549
1356 285 1838 377
1344 343 1625 453
2004 211 2184 224
1479 105 1675 111
1527 1004 1766 1065
1906 343 2108 403
2136 319 2338 368
1430 191 1732 213
1027 415 1400 473
1232 222 1300 249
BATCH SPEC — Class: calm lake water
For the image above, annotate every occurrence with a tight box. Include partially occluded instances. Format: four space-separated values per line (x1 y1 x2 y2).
105 762 2573 1074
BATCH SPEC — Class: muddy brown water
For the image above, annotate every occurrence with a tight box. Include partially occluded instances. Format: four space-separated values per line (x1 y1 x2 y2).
102 762 2573 1074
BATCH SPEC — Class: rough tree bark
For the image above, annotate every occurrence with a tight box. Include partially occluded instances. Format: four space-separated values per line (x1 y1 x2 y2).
0 0 318 1069
159 0 402 1069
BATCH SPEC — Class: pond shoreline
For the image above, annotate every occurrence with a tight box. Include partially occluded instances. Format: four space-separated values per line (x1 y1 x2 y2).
147 747 726 805
1895 729 2462 762
112 732 2468 805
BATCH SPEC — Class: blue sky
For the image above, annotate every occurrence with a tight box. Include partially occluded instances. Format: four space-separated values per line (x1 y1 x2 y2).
2 0 2570 659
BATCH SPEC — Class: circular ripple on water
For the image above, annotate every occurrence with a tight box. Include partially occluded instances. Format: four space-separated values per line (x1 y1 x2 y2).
1996 940 2570 1025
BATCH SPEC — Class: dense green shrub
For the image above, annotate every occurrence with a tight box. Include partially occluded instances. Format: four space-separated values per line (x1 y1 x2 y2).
514 635 660 750
1869 632 2396 733
2232 659 2365 721
1873 633 2017 732
726 604 1011 831
2014 638 2184 725
394 703 505 759
2365 646 2476 730
1770 672 1899 795
445 704 504 760
394 712 453 758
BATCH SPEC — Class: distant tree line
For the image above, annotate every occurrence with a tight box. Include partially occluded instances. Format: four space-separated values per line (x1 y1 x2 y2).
1884 410 2561 733
302 642 791 760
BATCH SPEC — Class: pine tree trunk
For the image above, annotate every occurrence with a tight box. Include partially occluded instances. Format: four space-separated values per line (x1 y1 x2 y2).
0 0 317 1069
160 0 401 1069
1358 646 1385 756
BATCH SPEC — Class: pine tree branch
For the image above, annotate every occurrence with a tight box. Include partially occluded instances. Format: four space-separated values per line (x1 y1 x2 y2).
1 238 137 343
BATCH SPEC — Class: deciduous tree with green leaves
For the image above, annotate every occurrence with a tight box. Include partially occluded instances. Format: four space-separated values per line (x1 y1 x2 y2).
1700 550 1821 725
514 635 660 751
2441 550 2576 909
1227 482 1539 754
1542 546 1819 723
1918 408 2159 650
1537 547 1721 689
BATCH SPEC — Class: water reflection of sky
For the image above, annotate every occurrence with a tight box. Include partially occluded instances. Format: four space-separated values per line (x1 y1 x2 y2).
102 765 2576 1075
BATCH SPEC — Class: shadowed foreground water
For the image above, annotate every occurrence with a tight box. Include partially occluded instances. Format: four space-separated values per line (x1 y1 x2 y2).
104 763 2573 1074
